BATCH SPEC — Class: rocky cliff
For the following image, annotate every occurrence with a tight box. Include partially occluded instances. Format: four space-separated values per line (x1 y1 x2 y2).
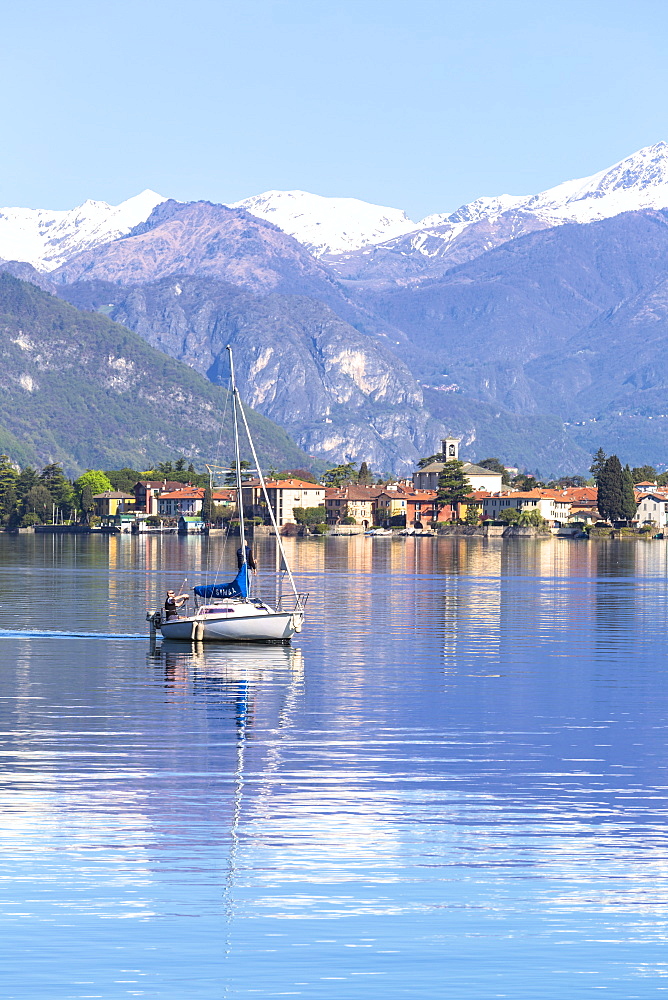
62 275 441 474
0 274 315 475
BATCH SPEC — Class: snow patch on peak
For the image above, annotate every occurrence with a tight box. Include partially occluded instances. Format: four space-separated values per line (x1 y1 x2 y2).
519 143 668 223
0 190 167 271
227 144 668 265
336 142 668 268
417 144 668 239
421 193 528 229
229 189 418 256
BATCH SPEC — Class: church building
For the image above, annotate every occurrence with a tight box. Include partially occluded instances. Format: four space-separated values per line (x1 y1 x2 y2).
412 438 504 493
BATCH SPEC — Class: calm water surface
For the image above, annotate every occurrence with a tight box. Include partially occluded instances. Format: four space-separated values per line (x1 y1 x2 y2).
1 533 667 999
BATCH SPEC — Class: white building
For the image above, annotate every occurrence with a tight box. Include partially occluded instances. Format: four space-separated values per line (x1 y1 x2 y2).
264 479 325 527
157 488 204 517
481 491 571 525
636 493 668 528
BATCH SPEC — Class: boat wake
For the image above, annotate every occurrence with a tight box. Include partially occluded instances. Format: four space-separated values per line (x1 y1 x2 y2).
0 628 147 640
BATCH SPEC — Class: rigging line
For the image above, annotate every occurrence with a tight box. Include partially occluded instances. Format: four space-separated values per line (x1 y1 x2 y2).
211 365 244 593
206 377 232 590
211 511 233 591
230 365 299 599
213 375 232 469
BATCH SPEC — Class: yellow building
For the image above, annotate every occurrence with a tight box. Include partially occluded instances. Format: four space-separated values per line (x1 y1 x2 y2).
93 491 136 517
373 490 409 525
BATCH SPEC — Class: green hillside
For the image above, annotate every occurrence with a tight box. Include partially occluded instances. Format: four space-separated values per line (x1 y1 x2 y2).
0 274 316 475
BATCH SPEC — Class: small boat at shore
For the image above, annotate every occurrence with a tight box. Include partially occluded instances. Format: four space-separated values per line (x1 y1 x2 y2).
147 347 307 643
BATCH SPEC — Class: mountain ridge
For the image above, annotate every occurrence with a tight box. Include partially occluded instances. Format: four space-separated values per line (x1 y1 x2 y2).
6 145 668 476
60 273 441 475
5 142 668 276
322 143 668 286
229 189 418 257
0 273 315 476
0 190 166 272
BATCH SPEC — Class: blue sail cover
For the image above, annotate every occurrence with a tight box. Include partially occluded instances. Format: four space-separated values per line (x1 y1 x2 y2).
194 564 249 600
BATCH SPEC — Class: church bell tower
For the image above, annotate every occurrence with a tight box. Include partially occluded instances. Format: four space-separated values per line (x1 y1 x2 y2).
441 437 459 461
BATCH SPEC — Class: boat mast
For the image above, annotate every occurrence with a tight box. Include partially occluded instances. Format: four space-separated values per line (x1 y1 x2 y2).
228 356 300 600
227 347 247 587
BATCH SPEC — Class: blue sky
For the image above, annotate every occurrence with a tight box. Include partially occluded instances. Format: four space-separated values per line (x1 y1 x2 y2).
3 0 668 218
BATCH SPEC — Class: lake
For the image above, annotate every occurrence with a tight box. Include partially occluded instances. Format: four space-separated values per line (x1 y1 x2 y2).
1 532 667 999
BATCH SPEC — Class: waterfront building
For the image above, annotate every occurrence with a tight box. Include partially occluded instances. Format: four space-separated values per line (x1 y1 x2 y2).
263 479 325 527
325 486 383 527
481 490 571 525
157 487 234 518
93 491 136 517
636 492 668 529
157 488 205 518
133 480 188 514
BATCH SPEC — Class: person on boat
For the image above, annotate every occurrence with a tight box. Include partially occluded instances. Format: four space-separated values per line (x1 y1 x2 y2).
164 589 189 619
236 544 257 571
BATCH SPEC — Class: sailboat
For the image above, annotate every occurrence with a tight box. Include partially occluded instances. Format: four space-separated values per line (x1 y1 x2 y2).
147 346 307 643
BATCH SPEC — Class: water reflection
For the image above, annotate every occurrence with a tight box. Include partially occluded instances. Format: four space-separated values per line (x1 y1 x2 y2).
2 535 668 997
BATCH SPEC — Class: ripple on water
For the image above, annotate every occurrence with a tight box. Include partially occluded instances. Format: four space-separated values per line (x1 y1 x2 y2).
1 535 668 997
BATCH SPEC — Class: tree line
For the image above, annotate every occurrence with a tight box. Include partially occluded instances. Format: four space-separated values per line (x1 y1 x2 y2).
0 456 214 529
0 458 80 528
0 452 377 530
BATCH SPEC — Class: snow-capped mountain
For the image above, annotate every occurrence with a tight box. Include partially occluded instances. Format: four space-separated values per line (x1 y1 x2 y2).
321 143 668 282
228 189 418 257
424 142 668 229
213 144 668 274
0 189 166 271
4 143 668 277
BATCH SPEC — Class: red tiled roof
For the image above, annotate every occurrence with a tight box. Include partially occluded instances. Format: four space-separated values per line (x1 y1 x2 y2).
265 479 323 489
160 487 234 500
500 490 570 500
159 488 205 499
325 486 384 500
136 480 186 490
558 487 598 501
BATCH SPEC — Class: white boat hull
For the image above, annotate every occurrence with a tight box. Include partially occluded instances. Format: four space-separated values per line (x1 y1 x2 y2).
158 610 301 642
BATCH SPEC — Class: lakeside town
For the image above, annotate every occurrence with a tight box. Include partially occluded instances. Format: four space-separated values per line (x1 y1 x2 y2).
3 438 667 538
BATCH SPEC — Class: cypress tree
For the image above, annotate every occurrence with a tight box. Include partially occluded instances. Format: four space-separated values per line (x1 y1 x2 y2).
464 502 481 525
590 448 607 483
597 455 625 522
80 484 95 523
201 486 213 523
621 464 638 522
437 459 471 509
0 455 18 521
357 461 373 485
